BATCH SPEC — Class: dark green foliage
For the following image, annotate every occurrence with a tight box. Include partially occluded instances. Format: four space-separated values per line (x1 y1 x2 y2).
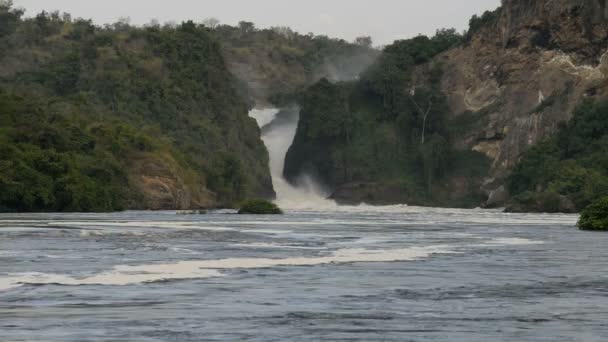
238 199 283 215
210 23 379 103
578 197 608 231
0 91 127 212
44 50 82 95
508 191 569 214
0 3 272 211
466 9 500 41
208 154 250 204
508 100 608 212
286 30 489 207
0 1 22 38
361 30 460 122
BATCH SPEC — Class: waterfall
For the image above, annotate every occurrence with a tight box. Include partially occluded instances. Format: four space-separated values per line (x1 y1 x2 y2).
249 107 335 210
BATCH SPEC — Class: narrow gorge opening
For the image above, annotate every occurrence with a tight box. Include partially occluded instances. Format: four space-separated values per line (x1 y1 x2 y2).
249 107 335 209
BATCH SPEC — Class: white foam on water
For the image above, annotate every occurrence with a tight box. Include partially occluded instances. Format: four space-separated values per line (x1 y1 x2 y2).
50 221 197 228
243 229 293 234
467 237 544 249
72 224 235 235
0 220 46 223
249 107 336 210
79 229 148 237
0 236 546 292
0 245 452 292
488 238 544 245
249 108 278 128
116 245 453 272
169 247 203 255
230 243 327 250
0 266 222 292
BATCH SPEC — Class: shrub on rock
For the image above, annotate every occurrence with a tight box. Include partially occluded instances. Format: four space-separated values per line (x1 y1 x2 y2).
578 197 608 231
238 199 283 215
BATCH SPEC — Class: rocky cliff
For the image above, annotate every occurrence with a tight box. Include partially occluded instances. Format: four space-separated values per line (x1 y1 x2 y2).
284 0 608 208
439 0 608 204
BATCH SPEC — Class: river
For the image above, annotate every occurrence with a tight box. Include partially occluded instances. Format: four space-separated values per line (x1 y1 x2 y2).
1 208 607 341
1 108 607 341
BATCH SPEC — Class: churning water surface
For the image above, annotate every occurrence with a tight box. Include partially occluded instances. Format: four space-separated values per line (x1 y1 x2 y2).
0 109 605 341
1 207 607 341
249 107 334 209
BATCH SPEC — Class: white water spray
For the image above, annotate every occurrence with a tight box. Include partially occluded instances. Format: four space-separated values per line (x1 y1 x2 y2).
249 108 336 210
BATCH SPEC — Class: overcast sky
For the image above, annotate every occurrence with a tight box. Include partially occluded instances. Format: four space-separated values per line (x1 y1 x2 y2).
13 0 501 45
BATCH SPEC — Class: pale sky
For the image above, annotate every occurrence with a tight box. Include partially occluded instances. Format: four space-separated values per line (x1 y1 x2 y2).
13 0 501 45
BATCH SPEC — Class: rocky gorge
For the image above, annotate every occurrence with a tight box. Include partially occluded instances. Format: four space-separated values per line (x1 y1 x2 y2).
281 0 608 210
1 0 607 212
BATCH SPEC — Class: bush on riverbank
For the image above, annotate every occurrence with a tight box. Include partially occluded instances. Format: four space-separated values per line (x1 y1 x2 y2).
578 197 608 231
507 100 608 213
238 199 283 215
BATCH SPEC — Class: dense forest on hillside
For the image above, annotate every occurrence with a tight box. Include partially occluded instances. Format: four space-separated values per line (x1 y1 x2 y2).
3 0 607 213
507 100 608 213
209 21 379 104
284 29 492 207
0 1 272 212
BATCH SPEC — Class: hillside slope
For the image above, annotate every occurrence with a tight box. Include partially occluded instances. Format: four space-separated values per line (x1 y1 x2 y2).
0 3 273 211
211 23 379 104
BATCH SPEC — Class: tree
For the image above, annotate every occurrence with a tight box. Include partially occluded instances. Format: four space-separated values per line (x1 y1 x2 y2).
409 95 432 144
0 0 23 38
355 36 373 48
202 17 220 29
238 21 255 34
112 16 131 31
145 19 160 28
272 26 295 39
421 134 448 192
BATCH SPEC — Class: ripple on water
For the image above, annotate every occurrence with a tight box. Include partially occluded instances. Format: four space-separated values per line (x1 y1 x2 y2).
0 245 453 291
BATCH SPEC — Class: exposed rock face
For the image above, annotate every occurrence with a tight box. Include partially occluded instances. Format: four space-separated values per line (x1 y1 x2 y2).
128 156 216 210
282 0 608 208
439 0 608 205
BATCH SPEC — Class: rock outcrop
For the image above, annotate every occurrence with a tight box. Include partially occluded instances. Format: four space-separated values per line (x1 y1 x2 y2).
282 0 608 209
438 0 608 206
128 156 216 210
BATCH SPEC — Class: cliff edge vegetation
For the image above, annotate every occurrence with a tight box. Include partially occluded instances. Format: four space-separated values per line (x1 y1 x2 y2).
284 0 608 210
210 21 379 105
0 1 273 212
507 100 608 213
284 29 492 207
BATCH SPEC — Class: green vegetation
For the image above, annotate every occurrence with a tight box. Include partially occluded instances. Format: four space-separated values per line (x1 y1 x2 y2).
0 2 272 212
466 9 501 41
578 197 608 231
238 199 283 215
285 30 491 207
209 21 379 104
508 100 608 212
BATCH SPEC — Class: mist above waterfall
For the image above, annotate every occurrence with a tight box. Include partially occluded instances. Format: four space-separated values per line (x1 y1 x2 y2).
249 107 335 209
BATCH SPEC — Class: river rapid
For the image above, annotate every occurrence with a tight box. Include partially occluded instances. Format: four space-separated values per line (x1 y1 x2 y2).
1 207 607 341
2 109 606 341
